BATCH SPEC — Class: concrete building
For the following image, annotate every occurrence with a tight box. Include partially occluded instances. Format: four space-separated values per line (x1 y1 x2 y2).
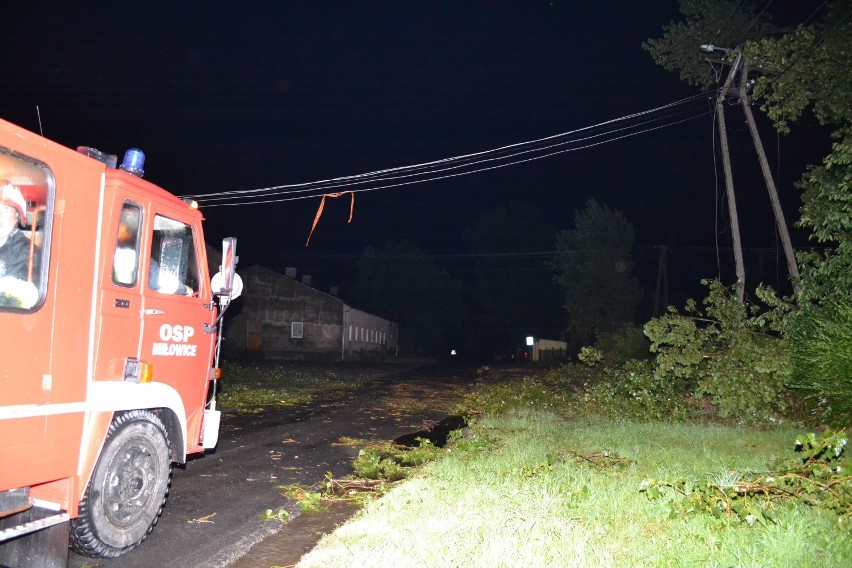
222 265 397 361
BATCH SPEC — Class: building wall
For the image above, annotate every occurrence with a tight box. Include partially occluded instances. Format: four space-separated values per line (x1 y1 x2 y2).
222 265 397 361
342 306 398 361
532 339 567 363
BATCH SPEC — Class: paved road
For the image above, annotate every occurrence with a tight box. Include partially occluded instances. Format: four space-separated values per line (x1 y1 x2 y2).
68 364 476 568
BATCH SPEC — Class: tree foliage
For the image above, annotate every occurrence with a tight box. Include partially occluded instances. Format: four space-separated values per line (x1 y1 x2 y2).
644 280 792 422
795 131 852 303
747 2 852 134
643 0 777 89
352 240 462 354
553 198 642 346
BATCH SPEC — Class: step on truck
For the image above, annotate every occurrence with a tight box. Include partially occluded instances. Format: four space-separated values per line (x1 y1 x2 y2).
0 117 242 567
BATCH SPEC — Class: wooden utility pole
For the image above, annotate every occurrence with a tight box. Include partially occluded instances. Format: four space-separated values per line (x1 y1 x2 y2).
737 60 801 296
716 53 746 303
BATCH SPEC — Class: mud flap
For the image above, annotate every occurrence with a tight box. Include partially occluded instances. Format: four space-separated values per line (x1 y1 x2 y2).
201 409 221 449
0 505 70 568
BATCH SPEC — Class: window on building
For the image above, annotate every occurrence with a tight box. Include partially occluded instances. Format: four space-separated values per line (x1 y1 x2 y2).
291 321 304 339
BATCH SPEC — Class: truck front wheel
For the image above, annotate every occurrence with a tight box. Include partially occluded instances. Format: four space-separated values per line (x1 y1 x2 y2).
70 410 172 558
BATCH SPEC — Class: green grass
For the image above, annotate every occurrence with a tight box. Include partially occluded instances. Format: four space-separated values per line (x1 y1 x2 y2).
217 361 849 566
297 411 852 567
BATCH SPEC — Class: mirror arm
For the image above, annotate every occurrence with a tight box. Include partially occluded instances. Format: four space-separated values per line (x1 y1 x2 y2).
203 295 232 334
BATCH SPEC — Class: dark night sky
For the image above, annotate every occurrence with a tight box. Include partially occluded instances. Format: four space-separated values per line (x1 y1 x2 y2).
0 1 831 298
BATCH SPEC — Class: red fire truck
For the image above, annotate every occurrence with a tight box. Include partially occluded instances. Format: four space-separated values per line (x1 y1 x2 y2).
0 117 241 565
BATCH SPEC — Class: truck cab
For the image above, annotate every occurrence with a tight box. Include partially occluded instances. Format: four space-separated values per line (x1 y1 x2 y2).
0 118 239 564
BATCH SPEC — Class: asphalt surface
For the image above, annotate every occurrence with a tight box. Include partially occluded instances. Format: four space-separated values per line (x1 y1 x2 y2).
67 363 479 568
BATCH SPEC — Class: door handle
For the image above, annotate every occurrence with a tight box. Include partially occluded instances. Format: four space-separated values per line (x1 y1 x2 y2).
145 308 166 315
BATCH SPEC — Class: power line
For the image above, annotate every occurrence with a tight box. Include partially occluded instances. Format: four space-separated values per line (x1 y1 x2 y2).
205 103 701 203
252 244 822 263
190 96 710 205
183 93 713 207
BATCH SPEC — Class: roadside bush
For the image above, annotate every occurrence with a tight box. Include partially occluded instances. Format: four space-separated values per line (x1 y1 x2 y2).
455 374 569 417
643 280 793 424
594 323 651 365
581 359 694 421
548 354 693 421
789 298 852 426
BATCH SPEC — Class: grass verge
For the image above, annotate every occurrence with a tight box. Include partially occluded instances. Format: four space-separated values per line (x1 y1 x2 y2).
296 411 851 567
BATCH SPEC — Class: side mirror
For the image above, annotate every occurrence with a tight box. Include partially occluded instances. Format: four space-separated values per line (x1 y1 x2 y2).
211 237 242 302
211 271 243 301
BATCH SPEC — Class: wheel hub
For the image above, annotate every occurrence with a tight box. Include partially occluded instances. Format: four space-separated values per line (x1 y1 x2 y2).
103 439 156 527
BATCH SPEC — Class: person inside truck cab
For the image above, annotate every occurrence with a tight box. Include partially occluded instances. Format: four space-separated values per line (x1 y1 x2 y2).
0 180 38 308
148 230 194 297
148 256 194 296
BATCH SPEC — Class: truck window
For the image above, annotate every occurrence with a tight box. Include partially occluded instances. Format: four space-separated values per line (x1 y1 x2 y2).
148 215 200 296
112 202 142 286
0 149 52 311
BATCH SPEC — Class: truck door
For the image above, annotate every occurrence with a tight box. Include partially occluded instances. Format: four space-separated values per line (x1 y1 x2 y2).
95 199 145 382
140 209 215 452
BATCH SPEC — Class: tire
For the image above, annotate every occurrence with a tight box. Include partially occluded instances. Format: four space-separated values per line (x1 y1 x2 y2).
70 410 172 558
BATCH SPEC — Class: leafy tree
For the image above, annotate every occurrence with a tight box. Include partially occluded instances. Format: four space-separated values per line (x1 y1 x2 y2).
643 0 778 89
790 140 852 426
746 2 852 136
352 240 462 355
794 133 852 304
553 198 642 347
645 1 852 424
463 204 564 358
